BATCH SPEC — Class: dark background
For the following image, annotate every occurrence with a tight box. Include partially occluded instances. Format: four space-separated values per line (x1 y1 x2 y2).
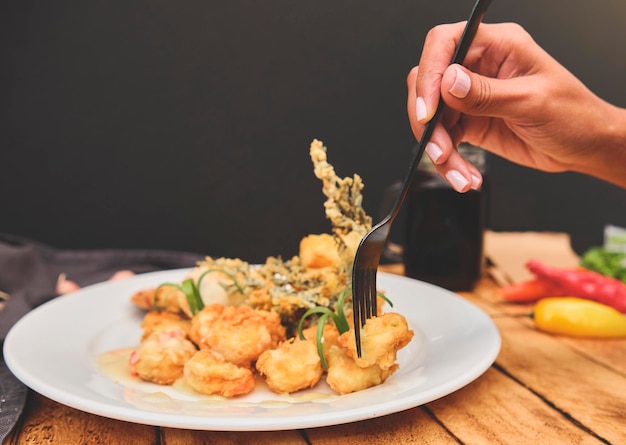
1 0 626 262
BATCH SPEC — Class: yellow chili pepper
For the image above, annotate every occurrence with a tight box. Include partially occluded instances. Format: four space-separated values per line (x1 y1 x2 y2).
533 297 626 338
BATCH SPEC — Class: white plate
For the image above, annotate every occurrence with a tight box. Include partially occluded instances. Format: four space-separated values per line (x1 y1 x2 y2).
4 269 500 431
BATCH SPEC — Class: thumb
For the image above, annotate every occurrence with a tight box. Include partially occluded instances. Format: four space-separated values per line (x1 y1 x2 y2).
442 64 528 118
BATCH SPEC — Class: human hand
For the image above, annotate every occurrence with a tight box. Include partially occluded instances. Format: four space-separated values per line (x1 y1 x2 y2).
407 22 626 191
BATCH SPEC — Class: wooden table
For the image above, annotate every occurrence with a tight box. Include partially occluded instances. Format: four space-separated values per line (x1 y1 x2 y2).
5 259 626 444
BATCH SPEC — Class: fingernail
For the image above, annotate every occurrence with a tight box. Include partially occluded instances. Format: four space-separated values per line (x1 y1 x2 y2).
449 66 471 98
470 174 482 190
416 97 427 121
445 170 470 192
425 142 443 163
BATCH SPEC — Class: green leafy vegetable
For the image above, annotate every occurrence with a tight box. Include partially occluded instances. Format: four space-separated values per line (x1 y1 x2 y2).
580 247 626 283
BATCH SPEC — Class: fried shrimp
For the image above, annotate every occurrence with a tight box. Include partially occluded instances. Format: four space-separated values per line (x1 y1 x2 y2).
190 304 286 367
140 310 190 341
256 338 323 394
130 261 251 317
256 309 288 347
338 312 414 370
301 322 340 359
325 345 396 395
299 234 341 269
129 326 197 385
130 284 186 314
183 350 255 398
188 303 225 346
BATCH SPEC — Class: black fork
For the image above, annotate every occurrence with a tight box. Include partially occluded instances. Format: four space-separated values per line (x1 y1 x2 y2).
351 0 493 357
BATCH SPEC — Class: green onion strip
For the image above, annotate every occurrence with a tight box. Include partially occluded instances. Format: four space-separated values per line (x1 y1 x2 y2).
315 313 331 370
197 268 245 294
181 278 203 315
377 290 393 307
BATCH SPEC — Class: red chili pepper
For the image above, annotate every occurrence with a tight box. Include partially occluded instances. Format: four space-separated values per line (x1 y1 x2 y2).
526 259 626 313
499 277 564 302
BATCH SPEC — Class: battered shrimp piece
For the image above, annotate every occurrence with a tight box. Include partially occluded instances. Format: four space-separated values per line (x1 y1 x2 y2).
257 309 288 348
129 326 197 385
301 322 340 359
190 304 286 367
188 304 225 346
339 312 413 370
140 310 190 341
256 338 323 394
130 285 187 314
299 234 341 269
183 350 255 398
130 262 248 317
325 345 397 395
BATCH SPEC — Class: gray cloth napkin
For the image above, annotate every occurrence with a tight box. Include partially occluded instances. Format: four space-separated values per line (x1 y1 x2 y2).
0 233 205 441
0 233 205 340
0 343 28 443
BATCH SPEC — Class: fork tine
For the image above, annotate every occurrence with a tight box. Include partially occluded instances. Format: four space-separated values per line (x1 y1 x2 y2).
364 268 377 320
353 311 363 358
359 270 370 328
370 270 378 318
352 265 377 358
352 267 365 357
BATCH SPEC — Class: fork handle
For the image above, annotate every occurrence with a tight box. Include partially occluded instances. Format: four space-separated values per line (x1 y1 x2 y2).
388 0 492 222
451 0 493 66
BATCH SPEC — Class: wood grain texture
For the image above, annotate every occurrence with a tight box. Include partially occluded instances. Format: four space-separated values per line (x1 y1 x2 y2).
306 407 457 445
493 316 626 445
427 368 604 445
161 428 306 445
8 393 156 445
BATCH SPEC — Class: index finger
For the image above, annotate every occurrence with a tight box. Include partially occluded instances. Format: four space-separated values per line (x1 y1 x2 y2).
415 22 470 123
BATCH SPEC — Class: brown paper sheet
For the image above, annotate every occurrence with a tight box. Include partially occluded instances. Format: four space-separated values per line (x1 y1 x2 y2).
484 230 580 285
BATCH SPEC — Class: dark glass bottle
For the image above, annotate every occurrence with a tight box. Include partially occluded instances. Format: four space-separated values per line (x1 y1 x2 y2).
404 144 488 291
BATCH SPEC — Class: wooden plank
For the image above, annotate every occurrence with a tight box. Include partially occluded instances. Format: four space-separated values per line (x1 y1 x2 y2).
10 393 156 445
558 336 626 375
459 276 534 317
455 277 626 443
492 316 626 444
306 407 457 445
161 428 306 444
427 367 604 445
